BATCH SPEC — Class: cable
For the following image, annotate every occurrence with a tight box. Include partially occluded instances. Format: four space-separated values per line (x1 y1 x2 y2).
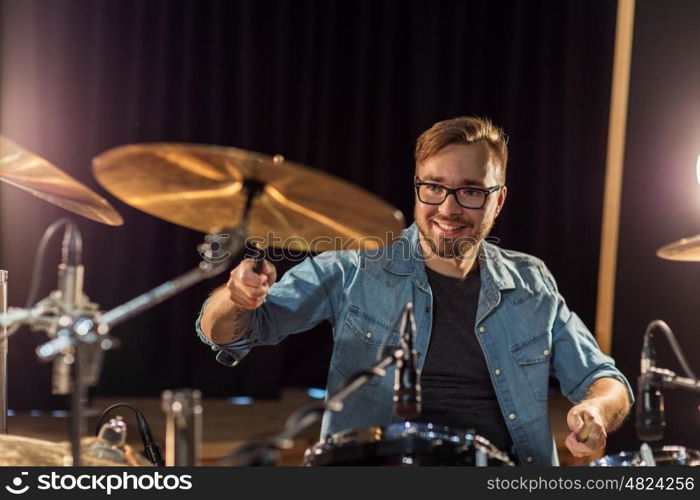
96 402 165 466
25 218 73 308
0 217 73 340
645 319 697 380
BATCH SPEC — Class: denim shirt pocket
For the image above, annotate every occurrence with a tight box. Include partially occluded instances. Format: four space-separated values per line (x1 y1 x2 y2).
510 331 552 402
331 304 402 386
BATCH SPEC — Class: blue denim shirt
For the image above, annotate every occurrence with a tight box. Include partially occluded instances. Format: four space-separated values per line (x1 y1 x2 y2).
196 223 633 465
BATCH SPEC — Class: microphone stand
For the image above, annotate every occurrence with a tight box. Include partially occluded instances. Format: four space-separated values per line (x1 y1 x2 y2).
45 229 244 466
1 210 253 466
393 302 421 419
219 347 404 466
636 319 699 445
641 367 700 393
219 308 416 466
0 270 7 434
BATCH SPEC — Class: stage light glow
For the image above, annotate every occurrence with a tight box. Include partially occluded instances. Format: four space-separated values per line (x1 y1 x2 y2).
306 388 326 400
227 396 253 406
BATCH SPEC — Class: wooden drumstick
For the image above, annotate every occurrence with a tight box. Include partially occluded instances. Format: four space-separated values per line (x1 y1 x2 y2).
251 243 265 274
576 413 595 443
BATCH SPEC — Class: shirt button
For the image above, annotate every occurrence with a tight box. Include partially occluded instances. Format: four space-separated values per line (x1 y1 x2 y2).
425 306 432 313
494 369 501 376
508 413 516 420
365 332 373 339
488 292 498 302
543 349 550 356
211 345 219 351
526 456 534 463
478 326 486 333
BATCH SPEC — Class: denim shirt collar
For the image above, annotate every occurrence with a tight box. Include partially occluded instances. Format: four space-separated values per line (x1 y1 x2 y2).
383 223 516 292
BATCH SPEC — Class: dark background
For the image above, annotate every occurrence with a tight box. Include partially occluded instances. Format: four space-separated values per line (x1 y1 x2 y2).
606 0 700 453
0 0 697 453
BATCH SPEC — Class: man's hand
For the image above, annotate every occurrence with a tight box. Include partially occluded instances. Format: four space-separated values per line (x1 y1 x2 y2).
565 403 608 457
563 377 631 458
200 258 277 344
226 258 277 309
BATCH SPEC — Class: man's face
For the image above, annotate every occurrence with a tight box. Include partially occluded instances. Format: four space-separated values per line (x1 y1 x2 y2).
414 142 507 259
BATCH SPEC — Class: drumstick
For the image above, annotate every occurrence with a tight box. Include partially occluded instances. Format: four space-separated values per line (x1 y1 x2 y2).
576 413 594 443
251 242 265 274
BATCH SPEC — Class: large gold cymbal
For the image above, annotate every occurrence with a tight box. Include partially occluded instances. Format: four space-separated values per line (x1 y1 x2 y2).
92 143 405 251
0 136 123 226
657 234 700 262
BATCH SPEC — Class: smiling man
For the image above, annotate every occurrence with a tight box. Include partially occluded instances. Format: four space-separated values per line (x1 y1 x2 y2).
197 116 633 465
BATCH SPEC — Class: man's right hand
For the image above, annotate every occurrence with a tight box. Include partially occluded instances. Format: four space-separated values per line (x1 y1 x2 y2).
226 258 277 309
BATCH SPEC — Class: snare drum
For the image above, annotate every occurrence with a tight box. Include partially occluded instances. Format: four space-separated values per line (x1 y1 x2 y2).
590 446 700 466
303 421 514 466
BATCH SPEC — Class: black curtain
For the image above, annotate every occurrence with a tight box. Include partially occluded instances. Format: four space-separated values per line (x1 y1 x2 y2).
1 0 616 419
607 0 700 453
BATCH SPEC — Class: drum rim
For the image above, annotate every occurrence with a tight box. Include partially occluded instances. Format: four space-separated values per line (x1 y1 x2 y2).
304 421 514 466
590 445 700 466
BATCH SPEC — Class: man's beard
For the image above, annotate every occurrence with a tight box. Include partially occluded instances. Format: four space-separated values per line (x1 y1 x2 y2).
415 212 496 260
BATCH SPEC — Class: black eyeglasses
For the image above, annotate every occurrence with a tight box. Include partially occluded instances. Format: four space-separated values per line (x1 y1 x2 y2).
414 179 502 209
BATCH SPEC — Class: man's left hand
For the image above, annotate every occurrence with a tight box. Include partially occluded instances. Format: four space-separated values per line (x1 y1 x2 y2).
565 403 607 457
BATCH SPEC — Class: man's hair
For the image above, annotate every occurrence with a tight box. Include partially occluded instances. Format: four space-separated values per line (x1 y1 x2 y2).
414 116 508 182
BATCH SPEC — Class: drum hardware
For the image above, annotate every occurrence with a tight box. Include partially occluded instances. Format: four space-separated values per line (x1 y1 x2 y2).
0 270 7 435
0 135 123 226
591 319 700 467
89 143 404 465
218 344 406 466
89 416 129 463
162 389 202 466
95 402 164 466
302 422 514 466
636 320 698 443
638 443 656 466
656 234 700 262
0 215 249 465
0 433 151 466
393 303 421 419
221 304 426 466
1 140 405 466
297 305 514 466
589 445 700 467
1 135 123 436
91 143 404 251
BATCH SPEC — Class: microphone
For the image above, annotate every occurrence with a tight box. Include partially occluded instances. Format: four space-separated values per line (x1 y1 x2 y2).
52 222 84 395
135 410 165 466
95 403 165 466
89 417 128 463
393 303 421 419
636 374 665 441
636 330 665 441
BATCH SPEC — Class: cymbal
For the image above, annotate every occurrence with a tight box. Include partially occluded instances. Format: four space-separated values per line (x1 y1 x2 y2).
92 143 405 250
0 434 150 466
0 136 123 226
657 234 700 262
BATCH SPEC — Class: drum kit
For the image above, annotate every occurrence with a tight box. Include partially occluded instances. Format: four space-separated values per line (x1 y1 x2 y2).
0 135 698 467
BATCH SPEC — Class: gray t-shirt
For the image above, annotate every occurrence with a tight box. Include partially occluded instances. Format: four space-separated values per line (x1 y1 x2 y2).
419 265 513 455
